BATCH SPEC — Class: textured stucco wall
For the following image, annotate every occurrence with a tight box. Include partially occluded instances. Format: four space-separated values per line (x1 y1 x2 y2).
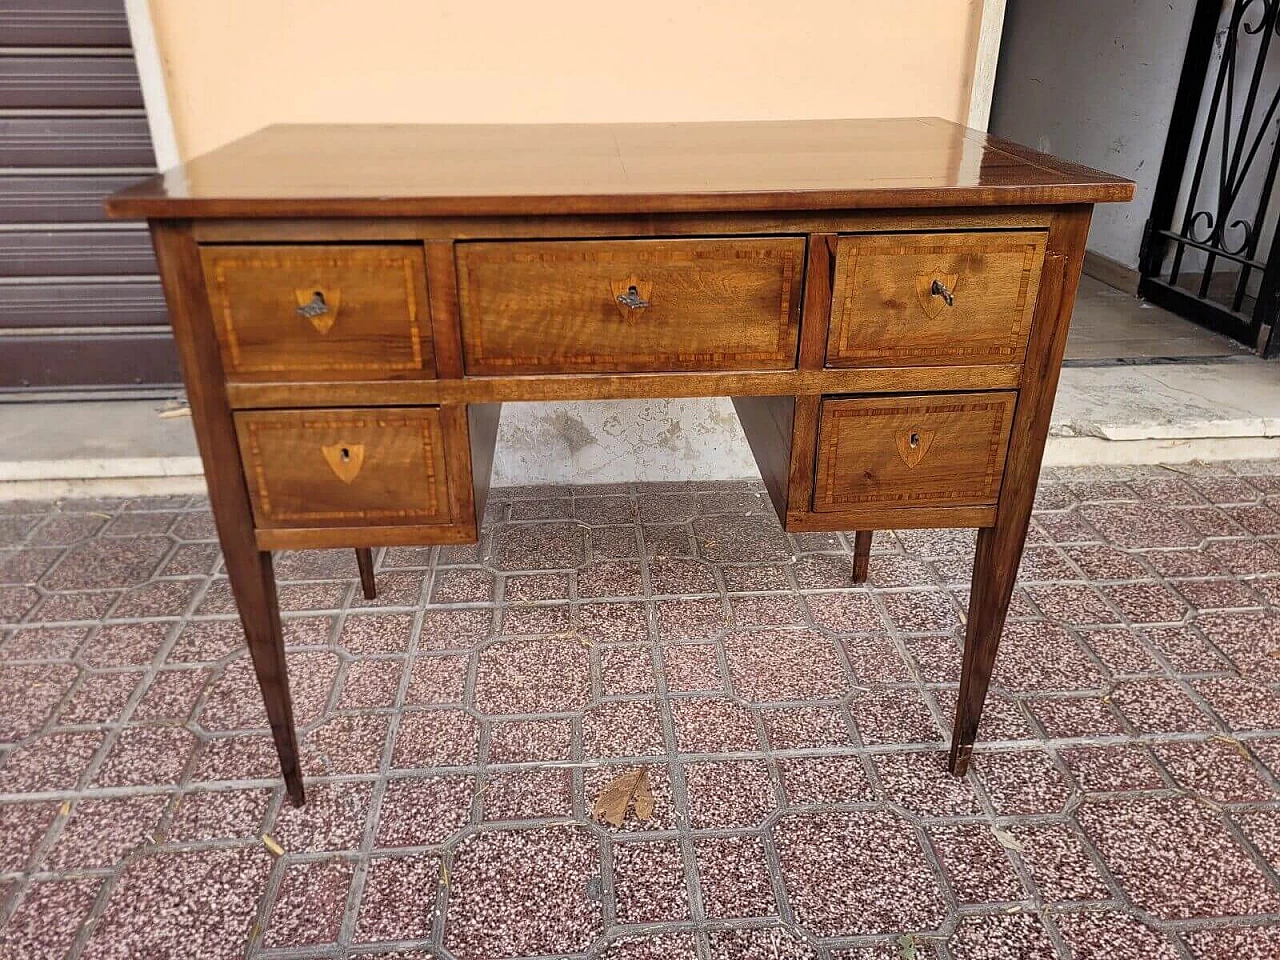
989 0 1197 269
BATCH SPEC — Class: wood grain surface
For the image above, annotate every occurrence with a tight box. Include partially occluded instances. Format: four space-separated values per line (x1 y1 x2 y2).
201 244 434 381
457 237 804 374
234 406 454 529
105 119 1134 219
826 231 1046 367
812 392 1016 512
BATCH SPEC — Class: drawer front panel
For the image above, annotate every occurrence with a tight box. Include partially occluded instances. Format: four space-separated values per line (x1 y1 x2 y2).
236 407 453 529
813 392 1016 512
457 237 805 374
202 245 434 381
826 231 1046 367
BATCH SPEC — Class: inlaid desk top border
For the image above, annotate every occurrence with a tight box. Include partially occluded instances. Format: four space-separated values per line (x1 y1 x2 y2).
105 117 1134 220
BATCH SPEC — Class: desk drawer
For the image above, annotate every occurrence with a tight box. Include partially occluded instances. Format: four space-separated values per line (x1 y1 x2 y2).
235 407 454 530
826 231 1045 367
202 245 435 381
813 392 1016 512
457 237 804 374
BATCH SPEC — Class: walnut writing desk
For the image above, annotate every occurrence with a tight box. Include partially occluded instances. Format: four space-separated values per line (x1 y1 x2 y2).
107 119 1133 806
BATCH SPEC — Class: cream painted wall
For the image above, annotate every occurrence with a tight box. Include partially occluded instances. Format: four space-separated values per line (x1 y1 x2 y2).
149 0 986 161
144 0 993 484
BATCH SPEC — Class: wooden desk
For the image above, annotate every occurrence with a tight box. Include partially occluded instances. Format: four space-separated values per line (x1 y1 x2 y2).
107 119 1133 806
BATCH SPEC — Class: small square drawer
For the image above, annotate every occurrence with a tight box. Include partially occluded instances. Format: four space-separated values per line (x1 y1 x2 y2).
813 392 1016 512
202 245 435 381
826 231 1046 367
235 407 455 530
457 237 804 374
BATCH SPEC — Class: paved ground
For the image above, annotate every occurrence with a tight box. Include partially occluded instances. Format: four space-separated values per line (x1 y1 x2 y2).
1 465 1279 959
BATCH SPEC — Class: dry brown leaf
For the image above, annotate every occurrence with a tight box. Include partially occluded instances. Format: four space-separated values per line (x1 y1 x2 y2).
633 770 656 821
592 768 654 827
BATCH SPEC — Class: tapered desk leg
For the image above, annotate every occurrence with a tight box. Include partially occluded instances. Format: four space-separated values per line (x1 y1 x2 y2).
947 210 1089 775
151 220 305 806
355 547 377 600
225 547 306 806
851 531 873 584
948 520 1027 776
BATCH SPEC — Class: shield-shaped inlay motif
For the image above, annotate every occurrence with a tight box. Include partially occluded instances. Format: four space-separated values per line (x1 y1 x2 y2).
610 276 653 319
895 428 935 469
914 272 959 320
321 442 365 484
295 288 342 334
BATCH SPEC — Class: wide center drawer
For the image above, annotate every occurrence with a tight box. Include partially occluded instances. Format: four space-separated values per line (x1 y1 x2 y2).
235 407 454 530
456 237 805 374
202 245 435 381
813 392 1016 512
826 231 1046 367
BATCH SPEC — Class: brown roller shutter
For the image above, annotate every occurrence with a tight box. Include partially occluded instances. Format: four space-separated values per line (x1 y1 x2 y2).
0 0 179 391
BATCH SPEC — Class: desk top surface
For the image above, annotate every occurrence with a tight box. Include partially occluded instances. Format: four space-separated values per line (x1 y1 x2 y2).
107 117 1134 220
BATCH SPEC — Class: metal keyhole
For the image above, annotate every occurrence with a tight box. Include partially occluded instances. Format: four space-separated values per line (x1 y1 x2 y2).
615 285 651 310
297 290 328 319
929 279 955 307
340 447 351 461
909 432 920 448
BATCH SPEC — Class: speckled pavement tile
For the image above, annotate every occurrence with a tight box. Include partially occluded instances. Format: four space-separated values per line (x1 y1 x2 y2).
3 471 1280 956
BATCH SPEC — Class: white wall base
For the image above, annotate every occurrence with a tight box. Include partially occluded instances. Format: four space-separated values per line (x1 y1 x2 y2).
5 358 1280 500
491 398 760 486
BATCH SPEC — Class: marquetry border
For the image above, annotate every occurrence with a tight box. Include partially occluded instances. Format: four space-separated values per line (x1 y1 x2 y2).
814 393 1016 510
828 231 1046 365
203 247 430 375
238 410 448 525
456 238 802 373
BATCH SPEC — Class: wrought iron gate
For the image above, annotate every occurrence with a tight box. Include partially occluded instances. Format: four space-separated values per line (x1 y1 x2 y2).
1139 0 1280 357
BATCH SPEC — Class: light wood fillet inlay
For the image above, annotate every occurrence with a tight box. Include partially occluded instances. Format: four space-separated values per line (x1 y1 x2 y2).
828 231 1046 367
320 442 365 483
202 245 433 380
457 237 803 374
235 407 451 527
813 392 1017 511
